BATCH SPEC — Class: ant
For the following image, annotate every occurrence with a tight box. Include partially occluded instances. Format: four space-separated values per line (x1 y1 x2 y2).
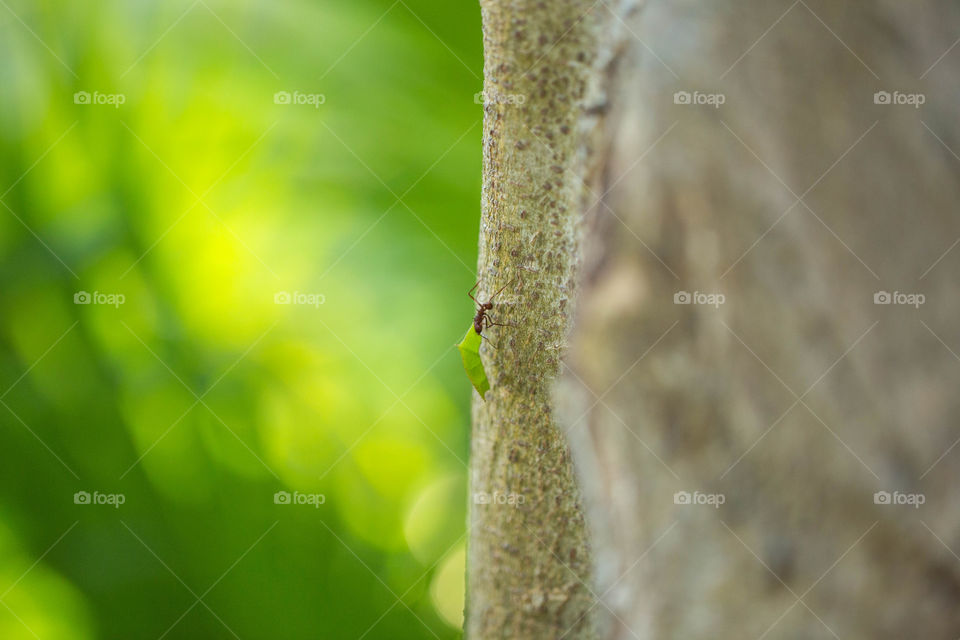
468 280 514 346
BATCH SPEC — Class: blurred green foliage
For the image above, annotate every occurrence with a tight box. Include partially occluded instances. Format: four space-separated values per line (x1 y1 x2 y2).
0 0 482 637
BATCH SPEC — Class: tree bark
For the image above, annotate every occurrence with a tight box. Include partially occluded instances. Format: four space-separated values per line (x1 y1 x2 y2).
557 1 960 639
466 2 626 638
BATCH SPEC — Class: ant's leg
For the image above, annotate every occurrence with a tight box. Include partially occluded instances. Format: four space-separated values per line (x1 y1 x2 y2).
480 333 499 350
485 314 515 329
468 280 480 303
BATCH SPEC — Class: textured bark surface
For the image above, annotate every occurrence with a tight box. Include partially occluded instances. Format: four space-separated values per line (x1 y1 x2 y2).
558 1 960 639
466 2 621 638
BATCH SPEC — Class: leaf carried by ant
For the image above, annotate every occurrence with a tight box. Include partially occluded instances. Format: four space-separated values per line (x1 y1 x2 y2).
457 325 490 400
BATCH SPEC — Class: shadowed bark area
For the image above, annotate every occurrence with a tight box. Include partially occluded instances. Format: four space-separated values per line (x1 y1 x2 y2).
466 1 625 638
558 1 960 638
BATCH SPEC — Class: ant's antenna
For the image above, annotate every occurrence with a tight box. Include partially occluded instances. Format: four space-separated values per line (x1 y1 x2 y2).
488 275 519 302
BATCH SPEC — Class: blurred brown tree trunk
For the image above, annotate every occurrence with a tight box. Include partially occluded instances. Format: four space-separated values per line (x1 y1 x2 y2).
472 0 960 639
555 1 960 639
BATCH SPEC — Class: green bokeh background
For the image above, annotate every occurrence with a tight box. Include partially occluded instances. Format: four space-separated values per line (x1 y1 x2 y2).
0 0 482 637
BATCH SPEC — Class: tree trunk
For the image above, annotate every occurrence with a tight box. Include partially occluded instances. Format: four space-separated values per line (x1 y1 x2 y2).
466 2 628 638
557 1 960 639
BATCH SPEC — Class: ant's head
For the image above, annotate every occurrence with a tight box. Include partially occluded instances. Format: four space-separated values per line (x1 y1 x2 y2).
482 301 493 310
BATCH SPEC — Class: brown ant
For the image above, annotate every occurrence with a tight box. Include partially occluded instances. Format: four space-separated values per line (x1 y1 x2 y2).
468 280 514 346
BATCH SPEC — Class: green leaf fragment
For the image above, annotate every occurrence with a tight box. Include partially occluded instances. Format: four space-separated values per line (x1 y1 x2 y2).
457 325 490 399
